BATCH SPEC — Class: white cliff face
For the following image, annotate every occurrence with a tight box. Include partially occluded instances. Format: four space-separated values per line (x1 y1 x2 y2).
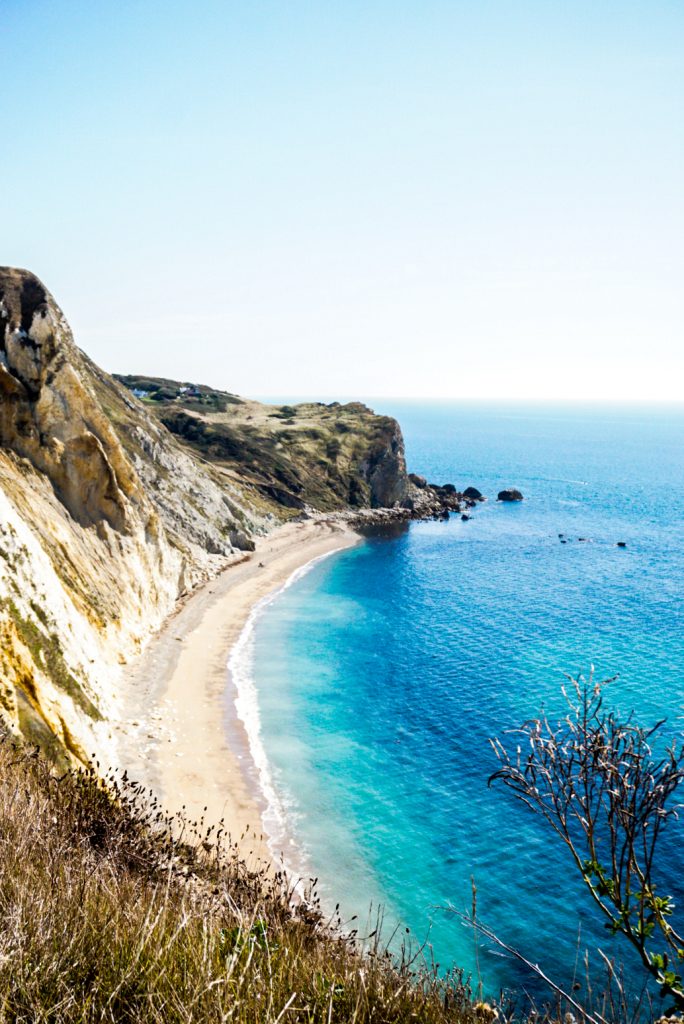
0 477 119 764
83 357 266 568
0 267 414 768
0 267 257 766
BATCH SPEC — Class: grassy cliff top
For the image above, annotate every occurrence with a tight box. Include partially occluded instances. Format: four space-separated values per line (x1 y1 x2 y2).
114 374 406 516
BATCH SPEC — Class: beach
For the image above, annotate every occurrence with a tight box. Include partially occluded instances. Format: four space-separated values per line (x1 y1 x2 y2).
116 517 360 869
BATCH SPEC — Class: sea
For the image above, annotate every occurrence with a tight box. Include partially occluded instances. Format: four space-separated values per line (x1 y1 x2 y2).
229 402 684 1005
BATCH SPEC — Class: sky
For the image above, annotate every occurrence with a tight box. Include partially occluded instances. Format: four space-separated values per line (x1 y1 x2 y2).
2 0 683 400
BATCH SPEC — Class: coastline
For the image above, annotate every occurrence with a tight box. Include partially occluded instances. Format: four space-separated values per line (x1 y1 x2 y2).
115 518 360 870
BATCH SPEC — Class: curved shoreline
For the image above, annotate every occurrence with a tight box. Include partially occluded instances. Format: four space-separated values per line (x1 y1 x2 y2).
115 518 360 870
228 545 359 877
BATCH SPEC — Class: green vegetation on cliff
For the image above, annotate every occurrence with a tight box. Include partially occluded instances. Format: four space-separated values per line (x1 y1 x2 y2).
114 374 410 515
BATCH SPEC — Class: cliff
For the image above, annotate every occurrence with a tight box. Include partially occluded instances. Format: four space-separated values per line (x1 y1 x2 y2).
0 267 423 765
114 379 413 513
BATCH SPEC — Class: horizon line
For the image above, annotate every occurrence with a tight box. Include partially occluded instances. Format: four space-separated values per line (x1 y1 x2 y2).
254 394 684 406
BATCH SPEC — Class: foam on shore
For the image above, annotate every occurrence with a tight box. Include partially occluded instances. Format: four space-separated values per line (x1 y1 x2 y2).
118 518 360 874
228 548 351 882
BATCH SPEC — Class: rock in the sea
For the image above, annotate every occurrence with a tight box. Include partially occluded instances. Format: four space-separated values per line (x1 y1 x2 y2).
463 486 484 501
461 513 471 521
617 541 627 548
497 488 524 502
408 473 427 489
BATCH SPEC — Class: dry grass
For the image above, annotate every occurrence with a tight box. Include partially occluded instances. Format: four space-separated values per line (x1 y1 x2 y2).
0 737 479 1023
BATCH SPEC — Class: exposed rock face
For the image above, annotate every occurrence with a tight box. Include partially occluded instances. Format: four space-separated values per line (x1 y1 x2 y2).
409 473 427 489
0 268 427 765
498 488 524 501
0 268 268 765
0 269 136 531
360 418 411 508
82 355 263 561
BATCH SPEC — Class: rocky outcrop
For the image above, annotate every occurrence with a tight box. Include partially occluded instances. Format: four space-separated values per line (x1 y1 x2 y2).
360 418 412 508
498 488 524 502
0 269 137 532
119 385 417 519
400 481 462 518
463 486 484 501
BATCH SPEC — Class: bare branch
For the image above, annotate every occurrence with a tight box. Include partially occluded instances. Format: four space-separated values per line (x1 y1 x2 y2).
490 675 684 1010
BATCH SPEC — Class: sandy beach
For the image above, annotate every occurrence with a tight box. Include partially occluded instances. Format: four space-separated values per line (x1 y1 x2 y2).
116 518 360 869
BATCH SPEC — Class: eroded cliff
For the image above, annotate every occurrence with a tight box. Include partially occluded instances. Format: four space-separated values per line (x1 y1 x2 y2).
0 268 423 765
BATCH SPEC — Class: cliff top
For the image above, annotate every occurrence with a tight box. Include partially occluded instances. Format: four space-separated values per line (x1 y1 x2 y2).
114 373 407 514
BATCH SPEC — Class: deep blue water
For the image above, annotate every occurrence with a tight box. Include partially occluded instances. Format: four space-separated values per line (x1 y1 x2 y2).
241 403 684 1003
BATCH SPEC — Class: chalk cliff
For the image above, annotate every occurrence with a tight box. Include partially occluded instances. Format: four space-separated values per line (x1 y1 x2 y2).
0 268 424 765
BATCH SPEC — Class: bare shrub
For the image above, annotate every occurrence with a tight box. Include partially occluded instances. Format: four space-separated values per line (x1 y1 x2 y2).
489 675 684 1011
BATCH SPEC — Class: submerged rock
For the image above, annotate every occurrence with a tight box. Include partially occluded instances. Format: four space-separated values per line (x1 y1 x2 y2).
497 488 524 502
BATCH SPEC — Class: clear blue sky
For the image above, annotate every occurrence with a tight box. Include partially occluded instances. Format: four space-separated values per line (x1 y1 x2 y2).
3 0 683 400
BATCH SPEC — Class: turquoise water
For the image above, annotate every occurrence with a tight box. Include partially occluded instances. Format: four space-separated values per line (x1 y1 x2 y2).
239 403 684 1001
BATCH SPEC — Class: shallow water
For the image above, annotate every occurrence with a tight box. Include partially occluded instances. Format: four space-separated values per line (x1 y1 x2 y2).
237 402 684 1000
